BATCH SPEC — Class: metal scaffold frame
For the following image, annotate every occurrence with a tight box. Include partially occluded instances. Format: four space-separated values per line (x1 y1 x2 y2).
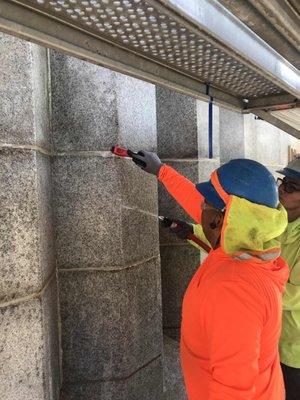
0 0 299 137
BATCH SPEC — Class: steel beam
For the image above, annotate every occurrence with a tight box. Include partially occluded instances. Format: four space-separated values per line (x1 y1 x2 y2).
253 110 300 139
163 0 300 97
0 0 242 110
0 0 299 137
248 0 300 52
245 94 300 112
217 0 300 69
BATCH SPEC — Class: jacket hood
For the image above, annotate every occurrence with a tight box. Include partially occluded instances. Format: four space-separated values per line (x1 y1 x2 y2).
210 170 288 261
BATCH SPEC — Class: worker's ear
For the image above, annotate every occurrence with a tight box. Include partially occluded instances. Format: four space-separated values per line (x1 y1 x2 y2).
209 212 224 230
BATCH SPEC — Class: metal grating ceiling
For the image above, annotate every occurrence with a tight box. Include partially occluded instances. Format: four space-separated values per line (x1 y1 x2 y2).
18 0 285 99
0 0 299 137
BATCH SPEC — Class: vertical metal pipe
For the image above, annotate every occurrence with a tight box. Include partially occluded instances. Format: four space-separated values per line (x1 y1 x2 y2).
208 98 213 159
206 84 213 159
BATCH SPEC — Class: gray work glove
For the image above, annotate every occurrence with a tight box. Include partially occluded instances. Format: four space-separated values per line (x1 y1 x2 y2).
131 150 163 176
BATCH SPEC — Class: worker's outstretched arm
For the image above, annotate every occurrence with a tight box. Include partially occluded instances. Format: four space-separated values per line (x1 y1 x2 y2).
208 281 263 399
131 150 204 223
158 165 203 223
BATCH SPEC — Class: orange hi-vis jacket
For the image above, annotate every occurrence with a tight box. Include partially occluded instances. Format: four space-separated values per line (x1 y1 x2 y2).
158 164 289 400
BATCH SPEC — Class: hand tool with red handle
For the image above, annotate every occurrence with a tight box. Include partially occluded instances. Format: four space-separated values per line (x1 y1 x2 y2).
111 146 146 168
159 216 211 253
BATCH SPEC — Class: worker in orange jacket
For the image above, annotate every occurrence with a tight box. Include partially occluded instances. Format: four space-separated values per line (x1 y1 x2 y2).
131 150 289 400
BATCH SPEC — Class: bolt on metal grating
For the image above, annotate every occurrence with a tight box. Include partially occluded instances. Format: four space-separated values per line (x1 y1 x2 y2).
24 0 284 98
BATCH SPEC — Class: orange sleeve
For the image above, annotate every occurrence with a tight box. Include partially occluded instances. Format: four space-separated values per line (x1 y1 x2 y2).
158 164 203 223
207 281 264 400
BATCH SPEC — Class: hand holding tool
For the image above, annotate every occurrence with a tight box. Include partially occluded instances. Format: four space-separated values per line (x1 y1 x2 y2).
111 146 146 168
159 216 211 253
111 146 162 175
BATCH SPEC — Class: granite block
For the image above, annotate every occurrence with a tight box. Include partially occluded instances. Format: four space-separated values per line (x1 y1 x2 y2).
156 86 198 158
50 51 118 151
197 100 220 158
58 258 162 382
244 114 291 166
0 33 34 145
116 74 157 151
32 45 51 150
60 357 163 400
0 33 50 150
158 160 199 222
52 155 123 268
163 327 181 342
117 157 158 214
219 107 245 164
159 226 189 246
122 207 159 264
279 131 300 166
41 277 61 400
160 245 200 327
163 336 187 399
198 158 220 182
37 153 56 286
0 277 60 400
245 115 281 165
0 149 54 301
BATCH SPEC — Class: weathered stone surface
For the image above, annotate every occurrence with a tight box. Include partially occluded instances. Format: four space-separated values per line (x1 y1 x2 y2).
163 336 187 400
163 327 181 342
58 258 162 382
116 74 157 151
198 158 220 182
32 45 51 150
159 227 189 246
60 357 163 400
37 153 56 287
197 101 220 158
52 155 123 268
0 33 50 149
51 52 158 153
53 155 159 268
219 107 245 164
160 245 200 328
50 51 118 151
158 160 199 222
244 114 299 166
0 277 60 400
0 149 54 301
156 87 198 159
122 208 159 264
118 157 158 214
42 277 61 400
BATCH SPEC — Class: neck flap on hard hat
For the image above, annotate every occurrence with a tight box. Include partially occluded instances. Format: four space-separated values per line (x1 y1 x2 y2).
211 171 288 261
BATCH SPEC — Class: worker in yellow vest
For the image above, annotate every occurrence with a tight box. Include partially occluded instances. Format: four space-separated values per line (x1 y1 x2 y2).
277 157 300 400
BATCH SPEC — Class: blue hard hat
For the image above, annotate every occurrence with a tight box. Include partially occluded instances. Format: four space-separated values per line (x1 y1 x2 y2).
196 159 278 209
196 181 226 210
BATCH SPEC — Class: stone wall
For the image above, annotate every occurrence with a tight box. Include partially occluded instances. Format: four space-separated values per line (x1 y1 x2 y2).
0 34 61 400
220 108 299 174
50 52 163 399
156 87 220 345
1 31 299 400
